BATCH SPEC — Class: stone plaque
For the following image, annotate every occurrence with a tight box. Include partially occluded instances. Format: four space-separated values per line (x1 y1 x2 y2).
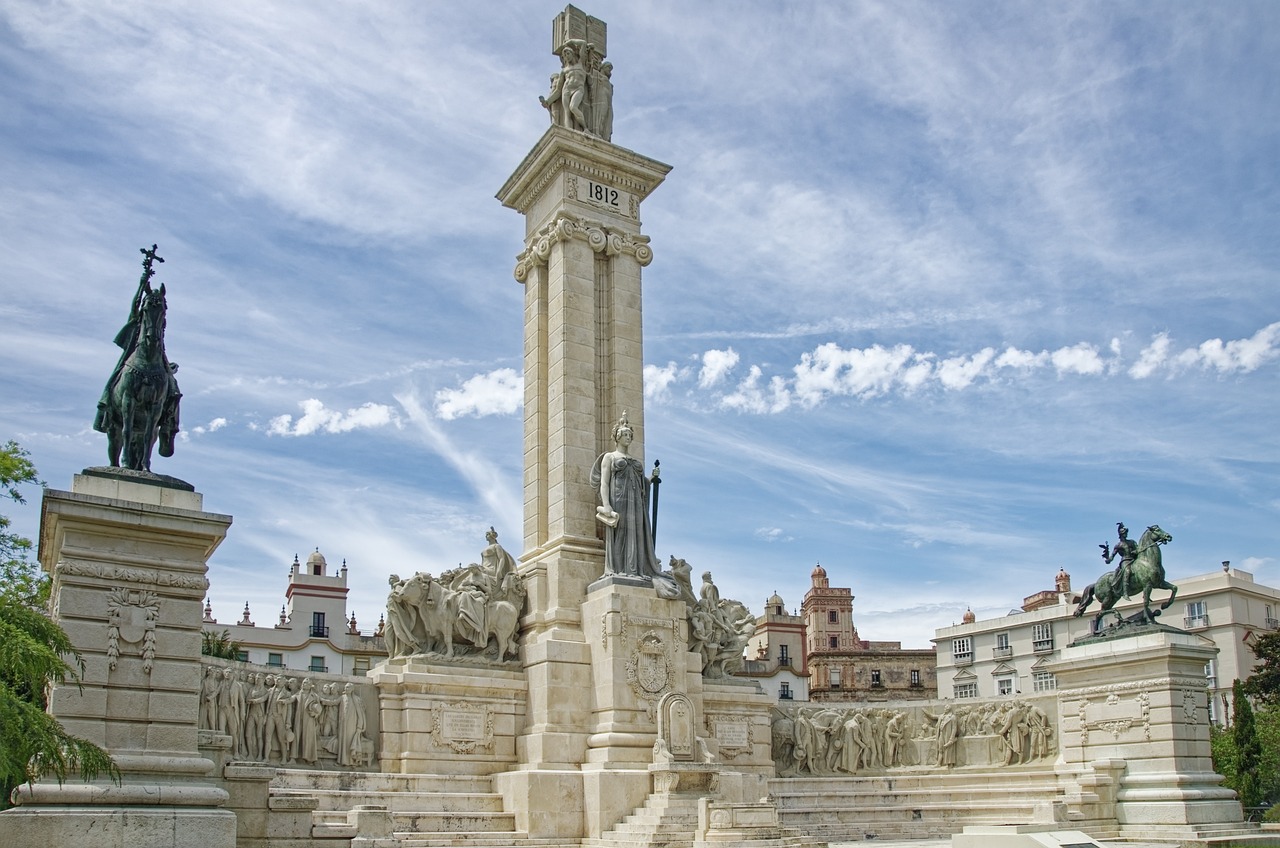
431 703 494 754
715 719 749 750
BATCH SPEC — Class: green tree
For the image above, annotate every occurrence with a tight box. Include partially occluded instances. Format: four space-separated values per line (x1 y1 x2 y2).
1230 680 1263 808
0 441 117 809
1244 631 1280 706
200 629 243 661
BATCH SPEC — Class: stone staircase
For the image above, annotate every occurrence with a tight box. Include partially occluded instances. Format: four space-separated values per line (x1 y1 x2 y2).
771 768 1074 842
269 768 561 847
581 790 824 848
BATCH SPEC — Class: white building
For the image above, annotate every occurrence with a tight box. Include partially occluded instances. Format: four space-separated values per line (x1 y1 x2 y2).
203 548 386 676
933 561 1280 723
741 591 810 702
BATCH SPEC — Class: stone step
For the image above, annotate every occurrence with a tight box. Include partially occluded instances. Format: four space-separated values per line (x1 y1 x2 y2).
271 767 495 795
394 834 566 848
274 786 505 813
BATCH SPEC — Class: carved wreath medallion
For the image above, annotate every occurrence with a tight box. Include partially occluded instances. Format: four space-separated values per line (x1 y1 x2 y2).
106 586 160 673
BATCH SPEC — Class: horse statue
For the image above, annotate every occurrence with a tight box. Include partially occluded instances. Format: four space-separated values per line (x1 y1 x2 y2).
94 245 180 471
1073 524 1176 633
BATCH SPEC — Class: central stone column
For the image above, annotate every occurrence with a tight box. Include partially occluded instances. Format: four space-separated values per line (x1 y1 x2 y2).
494 9 672 839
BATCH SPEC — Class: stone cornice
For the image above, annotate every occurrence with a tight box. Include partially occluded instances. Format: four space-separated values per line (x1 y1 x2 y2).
497 125 671 216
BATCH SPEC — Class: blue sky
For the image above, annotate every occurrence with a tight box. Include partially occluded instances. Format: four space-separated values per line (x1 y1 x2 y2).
3 2 1278 648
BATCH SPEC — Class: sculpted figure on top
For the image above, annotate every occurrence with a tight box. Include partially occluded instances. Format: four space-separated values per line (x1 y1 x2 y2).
540 5 613 141
1074 522 1178 635
384 527 526 662
94 244 182 471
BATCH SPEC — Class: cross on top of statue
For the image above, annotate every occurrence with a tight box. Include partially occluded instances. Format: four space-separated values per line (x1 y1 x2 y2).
540 5 614 142
140 243 164 280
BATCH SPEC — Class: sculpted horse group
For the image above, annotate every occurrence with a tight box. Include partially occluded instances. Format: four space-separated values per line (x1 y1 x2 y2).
1073 524 1176 633
386 570 524 662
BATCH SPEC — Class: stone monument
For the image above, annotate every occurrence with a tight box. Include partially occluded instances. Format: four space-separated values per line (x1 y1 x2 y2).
2 250 237 847
494 6 775 839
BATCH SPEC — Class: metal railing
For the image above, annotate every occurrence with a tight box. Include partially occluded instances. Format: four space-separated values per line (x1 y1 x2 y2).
309 625 330 638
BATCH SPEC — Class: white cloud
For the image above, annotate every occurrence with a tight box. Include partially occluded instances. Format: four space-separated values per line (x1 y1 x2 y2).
1181 322 1280 374
1129 333 1171 379
995 347 1049 370
793 342 922 406
267 399 399 436
434 368 523 420
721 365 791 414
644 362 682 402
936 347 996 390
754 527 792 543
1050 343 1105 376
698 348 740 388
183 416 229 439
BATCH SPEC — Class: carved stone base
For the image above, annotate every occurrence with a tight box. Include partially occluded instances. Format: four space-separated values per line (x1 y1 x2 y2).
1047 629 1246 839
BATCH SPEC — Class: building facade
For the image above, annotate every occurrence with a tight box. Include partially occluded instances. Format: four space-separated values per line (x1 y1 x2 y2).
202 548 386 676
801 563 937 701
742 591 810 702
934 562 1280 723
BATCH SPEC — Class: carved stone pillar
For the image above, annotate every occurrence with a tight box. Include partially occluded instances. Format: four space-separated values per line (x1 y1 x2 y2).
0 473 235 848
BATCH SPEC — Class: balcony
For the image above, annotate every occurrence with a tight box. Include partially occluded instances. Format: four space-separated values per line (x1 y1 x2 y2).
308 664 328 673
1184 615 1210 630
993 645 1013 659
779 692 794 701
952 652 973 666
309 625 330 638
1032 639 1054 654
1266 617 1279 630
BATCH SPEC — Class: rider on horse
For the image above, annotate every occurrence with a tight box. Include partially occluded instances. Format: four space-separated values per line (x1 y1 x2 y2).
1100 522 1139 600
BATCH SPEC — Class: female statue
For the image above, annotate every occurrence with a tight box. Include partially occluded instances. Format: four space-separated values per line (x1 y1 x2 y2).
592 414 661 580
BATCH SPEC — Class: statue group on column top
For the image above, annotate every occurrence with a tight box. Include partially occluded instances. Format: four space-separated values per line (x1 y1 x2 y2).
540 31 613 140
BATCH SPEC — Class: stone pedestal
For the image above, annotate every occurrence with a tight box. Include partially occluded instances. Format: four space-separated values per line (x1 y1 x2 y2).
374 656 526 775
1047 629 1244 840
0 473 236 848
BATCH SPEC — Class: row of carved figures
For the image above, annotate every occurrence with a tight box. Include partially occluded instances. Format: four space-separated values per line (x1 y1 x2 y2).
200 665 373 768
772 700 1054 776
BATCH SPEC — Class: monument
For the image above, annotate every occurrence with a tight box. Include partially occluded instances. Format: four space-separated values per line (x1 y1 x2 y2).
2 249 238 847
2 9 1263 848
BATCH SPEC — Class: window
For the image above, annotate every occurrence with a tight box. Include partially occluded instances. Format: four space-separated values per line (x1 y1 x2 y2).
1266 604 1277 630
1204 659 1216 689
1032 623 1054 653
996 676 1015 696
267 652 283 667
870 669 882 687
829 667 841 689
828 610 838 624
309 655 327 673
311 611 329 638
1184 600 1209 629
954 682 978 699
1032 671 1056 692
829 636 838 649
779 682 793 700
952 637 972 664
353 656 371 675
779 644 790 665
994 632 1012 658
910 669 921 687
235 650 249 663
